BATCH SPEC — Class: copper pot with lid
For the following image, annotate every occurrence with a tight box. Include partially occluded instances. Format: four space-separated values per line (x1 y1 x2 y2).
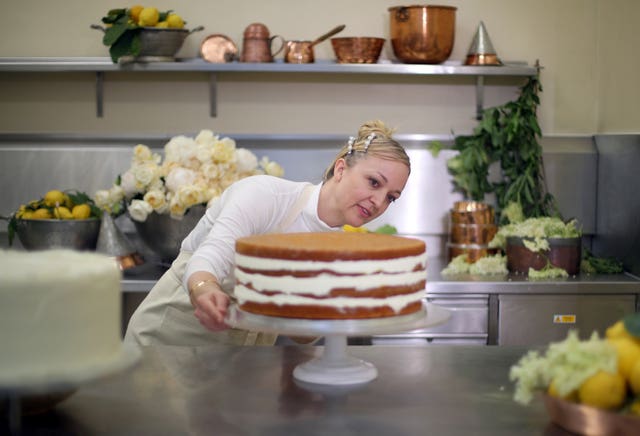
388 5 457 64
240 23 285 62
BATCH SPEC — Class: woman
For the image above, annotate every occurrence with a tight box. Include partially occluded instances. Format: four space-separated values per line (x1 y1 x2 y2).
124 120 411 347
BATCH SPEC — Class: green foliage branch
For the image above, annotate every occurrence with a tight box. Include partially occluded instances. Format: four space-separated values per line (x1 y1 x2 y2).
445 74 559 223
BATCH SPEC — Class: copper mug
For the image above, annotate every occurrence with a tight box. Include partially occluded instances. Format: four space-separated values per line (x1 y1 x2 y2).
240 23 284 62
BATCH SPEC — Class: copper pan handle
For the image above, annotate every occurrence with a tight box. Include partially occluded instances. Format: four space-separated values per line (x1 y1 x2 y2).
310 24 346 47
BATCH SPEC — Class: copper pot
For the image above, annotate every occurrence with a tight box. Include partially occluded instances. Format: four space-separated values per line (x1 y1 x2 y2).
388 5 456 64
284 24 345 64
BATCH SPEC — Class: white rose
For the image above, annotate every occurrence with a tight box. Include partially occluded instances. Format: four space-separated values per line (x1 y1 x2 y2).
93 189 112 210
195 129 217 146
143 190 169 214
264 160 285 177
132 144 155 163
213 137 236 163
120 170 140 198
235 148 259 173
164 135 197 167
128 199 153 222
175 184 206 210
200 162 221 180
196 142 214 163
169 196 187 219
132 162 159 191
165 167 198 193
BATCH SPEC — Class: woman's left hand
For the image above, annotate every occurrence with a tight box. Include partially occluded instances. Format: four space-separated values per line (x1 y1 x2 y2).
188 275 230 331
191 287 230 331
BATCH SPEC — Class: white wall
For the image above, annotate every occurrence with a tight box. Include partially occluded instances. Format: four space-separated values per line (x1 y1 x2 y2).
0 0 638 136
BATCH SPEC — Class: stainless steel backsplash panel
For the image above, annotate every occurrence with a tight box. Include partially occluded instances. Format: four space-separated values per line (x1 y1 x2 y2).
593 134 640 275
0 134 597 259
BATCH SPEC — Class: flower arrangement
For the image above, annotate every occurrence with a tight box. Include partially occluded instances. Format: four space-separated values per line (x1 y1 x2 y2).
95 130 284 222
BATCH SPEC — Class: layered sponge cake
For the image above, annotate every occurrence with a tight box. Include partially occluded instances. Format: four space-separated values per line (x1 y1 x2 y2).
234 232 427 319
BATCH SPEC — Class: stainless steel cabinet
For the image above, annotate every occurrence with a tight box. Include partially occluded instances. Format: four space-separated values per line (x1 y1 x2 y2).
497 294 637 346
372 294 489 345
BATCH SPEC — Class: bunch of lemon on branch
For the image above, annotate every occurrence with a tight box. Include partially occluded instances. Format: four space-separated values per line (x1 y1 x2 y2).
99 5 186 63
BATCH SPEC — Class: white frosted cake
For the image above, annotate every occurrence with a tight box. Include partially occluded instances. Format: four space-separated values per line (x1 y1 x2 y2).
234 232 427 319
0 249 126 387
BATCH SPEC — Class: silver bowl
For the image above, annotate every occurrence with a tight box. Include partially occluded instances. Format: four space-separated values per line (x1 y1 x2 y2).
133 205 205 263
15 218 101 251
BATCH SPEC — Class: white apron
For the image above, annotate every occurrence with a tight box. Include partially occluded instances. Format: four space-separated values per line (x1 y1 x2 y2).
124 185 314 348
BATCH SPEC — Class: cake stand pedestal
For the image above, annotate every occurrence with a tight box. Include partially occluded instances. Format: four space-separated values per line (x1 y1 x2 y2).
226 303 450 386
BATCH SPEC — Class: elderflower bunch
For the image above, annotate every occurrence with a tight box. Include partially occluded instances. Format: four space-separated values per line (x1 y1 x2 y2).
95 130 284 222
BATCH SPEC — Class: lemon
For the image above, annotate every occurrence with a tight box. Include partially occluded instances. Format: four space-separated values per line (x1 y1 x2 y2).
129 5 144 22
547 379 578 402
32 208 52 219
630 399 640 416
166 13 184 29
578 370 626 410
155 21 169 28
138 7 159 26
43 190 66 207
54 206 73 220
608 336 640 380
72 204 92 220
629 359 640 395
20 210 34 219
343 224 368 233
606 319 640 344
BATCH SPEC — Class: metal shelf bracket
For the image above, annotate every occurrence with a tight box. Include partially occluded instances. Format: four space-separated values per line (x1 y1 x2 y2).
209 73 217 117
96 71 104 118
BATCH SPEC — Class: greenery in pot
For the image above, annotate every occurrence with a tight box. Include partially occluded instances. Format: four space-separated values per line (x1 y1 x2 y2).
441 74 559 223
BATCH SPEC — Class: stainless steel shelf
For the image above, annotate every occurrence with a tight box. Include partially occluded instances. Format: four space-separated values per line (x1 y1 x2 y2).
0 57 539 118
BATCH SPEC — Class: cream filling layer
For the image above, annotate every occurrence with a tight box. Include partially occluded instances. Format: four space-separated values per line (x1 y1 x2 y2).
235 269 426 296
235 252 427 274
235 286 425 313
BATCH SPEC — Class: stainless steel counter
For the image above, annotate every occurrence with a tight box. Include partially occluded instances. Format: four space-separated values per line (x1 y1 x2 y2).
7 344 577 436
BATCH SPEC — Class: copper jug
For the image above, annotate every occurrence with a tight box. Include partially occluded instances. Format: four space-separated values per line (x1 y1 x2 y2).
240 23 285 62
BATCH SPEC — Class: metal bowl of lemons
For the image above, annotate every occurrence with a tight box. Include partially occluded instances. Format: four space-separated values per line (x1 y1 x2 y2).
14 218 101 251
10 190 102 251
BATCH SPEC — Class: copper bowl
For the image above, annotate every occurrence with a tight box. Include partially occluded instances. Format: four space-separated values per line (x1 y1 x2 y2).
388 5 456 64
543 394 640 436
330 37 385 64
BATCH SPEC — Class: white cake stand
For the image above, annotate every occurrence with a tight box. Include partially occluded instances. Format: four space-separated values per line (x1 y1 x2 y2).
226 302 450 386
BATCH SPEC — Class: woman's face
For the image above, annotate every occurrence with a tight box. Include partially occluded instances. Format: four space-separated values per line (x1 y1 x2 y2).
332 155 410 227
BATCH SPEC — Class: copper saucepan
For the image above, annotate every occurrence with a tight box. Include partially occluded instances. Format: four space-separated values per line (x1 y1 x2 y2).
285 24 346 63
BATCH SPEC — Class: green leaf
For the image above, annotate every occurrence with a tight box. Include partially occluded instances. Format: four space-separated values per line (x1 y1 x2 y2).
109 30 137 62
623 313 640 338
103 23 129 46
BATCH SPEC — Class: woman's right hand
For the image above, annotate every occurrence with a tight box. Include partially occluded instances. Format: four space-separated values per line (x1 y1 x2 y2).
188 277 230 331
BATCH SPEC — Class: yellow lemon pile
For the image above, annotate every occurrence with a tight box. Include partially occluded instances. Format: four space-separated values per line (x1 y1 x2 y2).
127 5 185 29
14 190 99 221
547 316 640 414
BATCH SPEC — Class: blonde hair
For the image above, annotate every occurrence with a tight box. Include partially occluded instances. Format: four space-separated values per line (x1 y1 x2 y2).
323 120 410 182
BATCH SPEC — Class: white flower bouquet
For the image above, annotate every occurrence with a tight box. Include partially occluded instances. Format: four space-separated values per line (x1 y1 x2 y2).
95 130 284 222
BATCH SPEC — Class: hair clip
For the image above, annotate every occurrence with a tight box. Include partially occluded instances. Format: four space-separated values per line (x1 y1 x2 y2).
346 136 356 155
364 134 376 152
